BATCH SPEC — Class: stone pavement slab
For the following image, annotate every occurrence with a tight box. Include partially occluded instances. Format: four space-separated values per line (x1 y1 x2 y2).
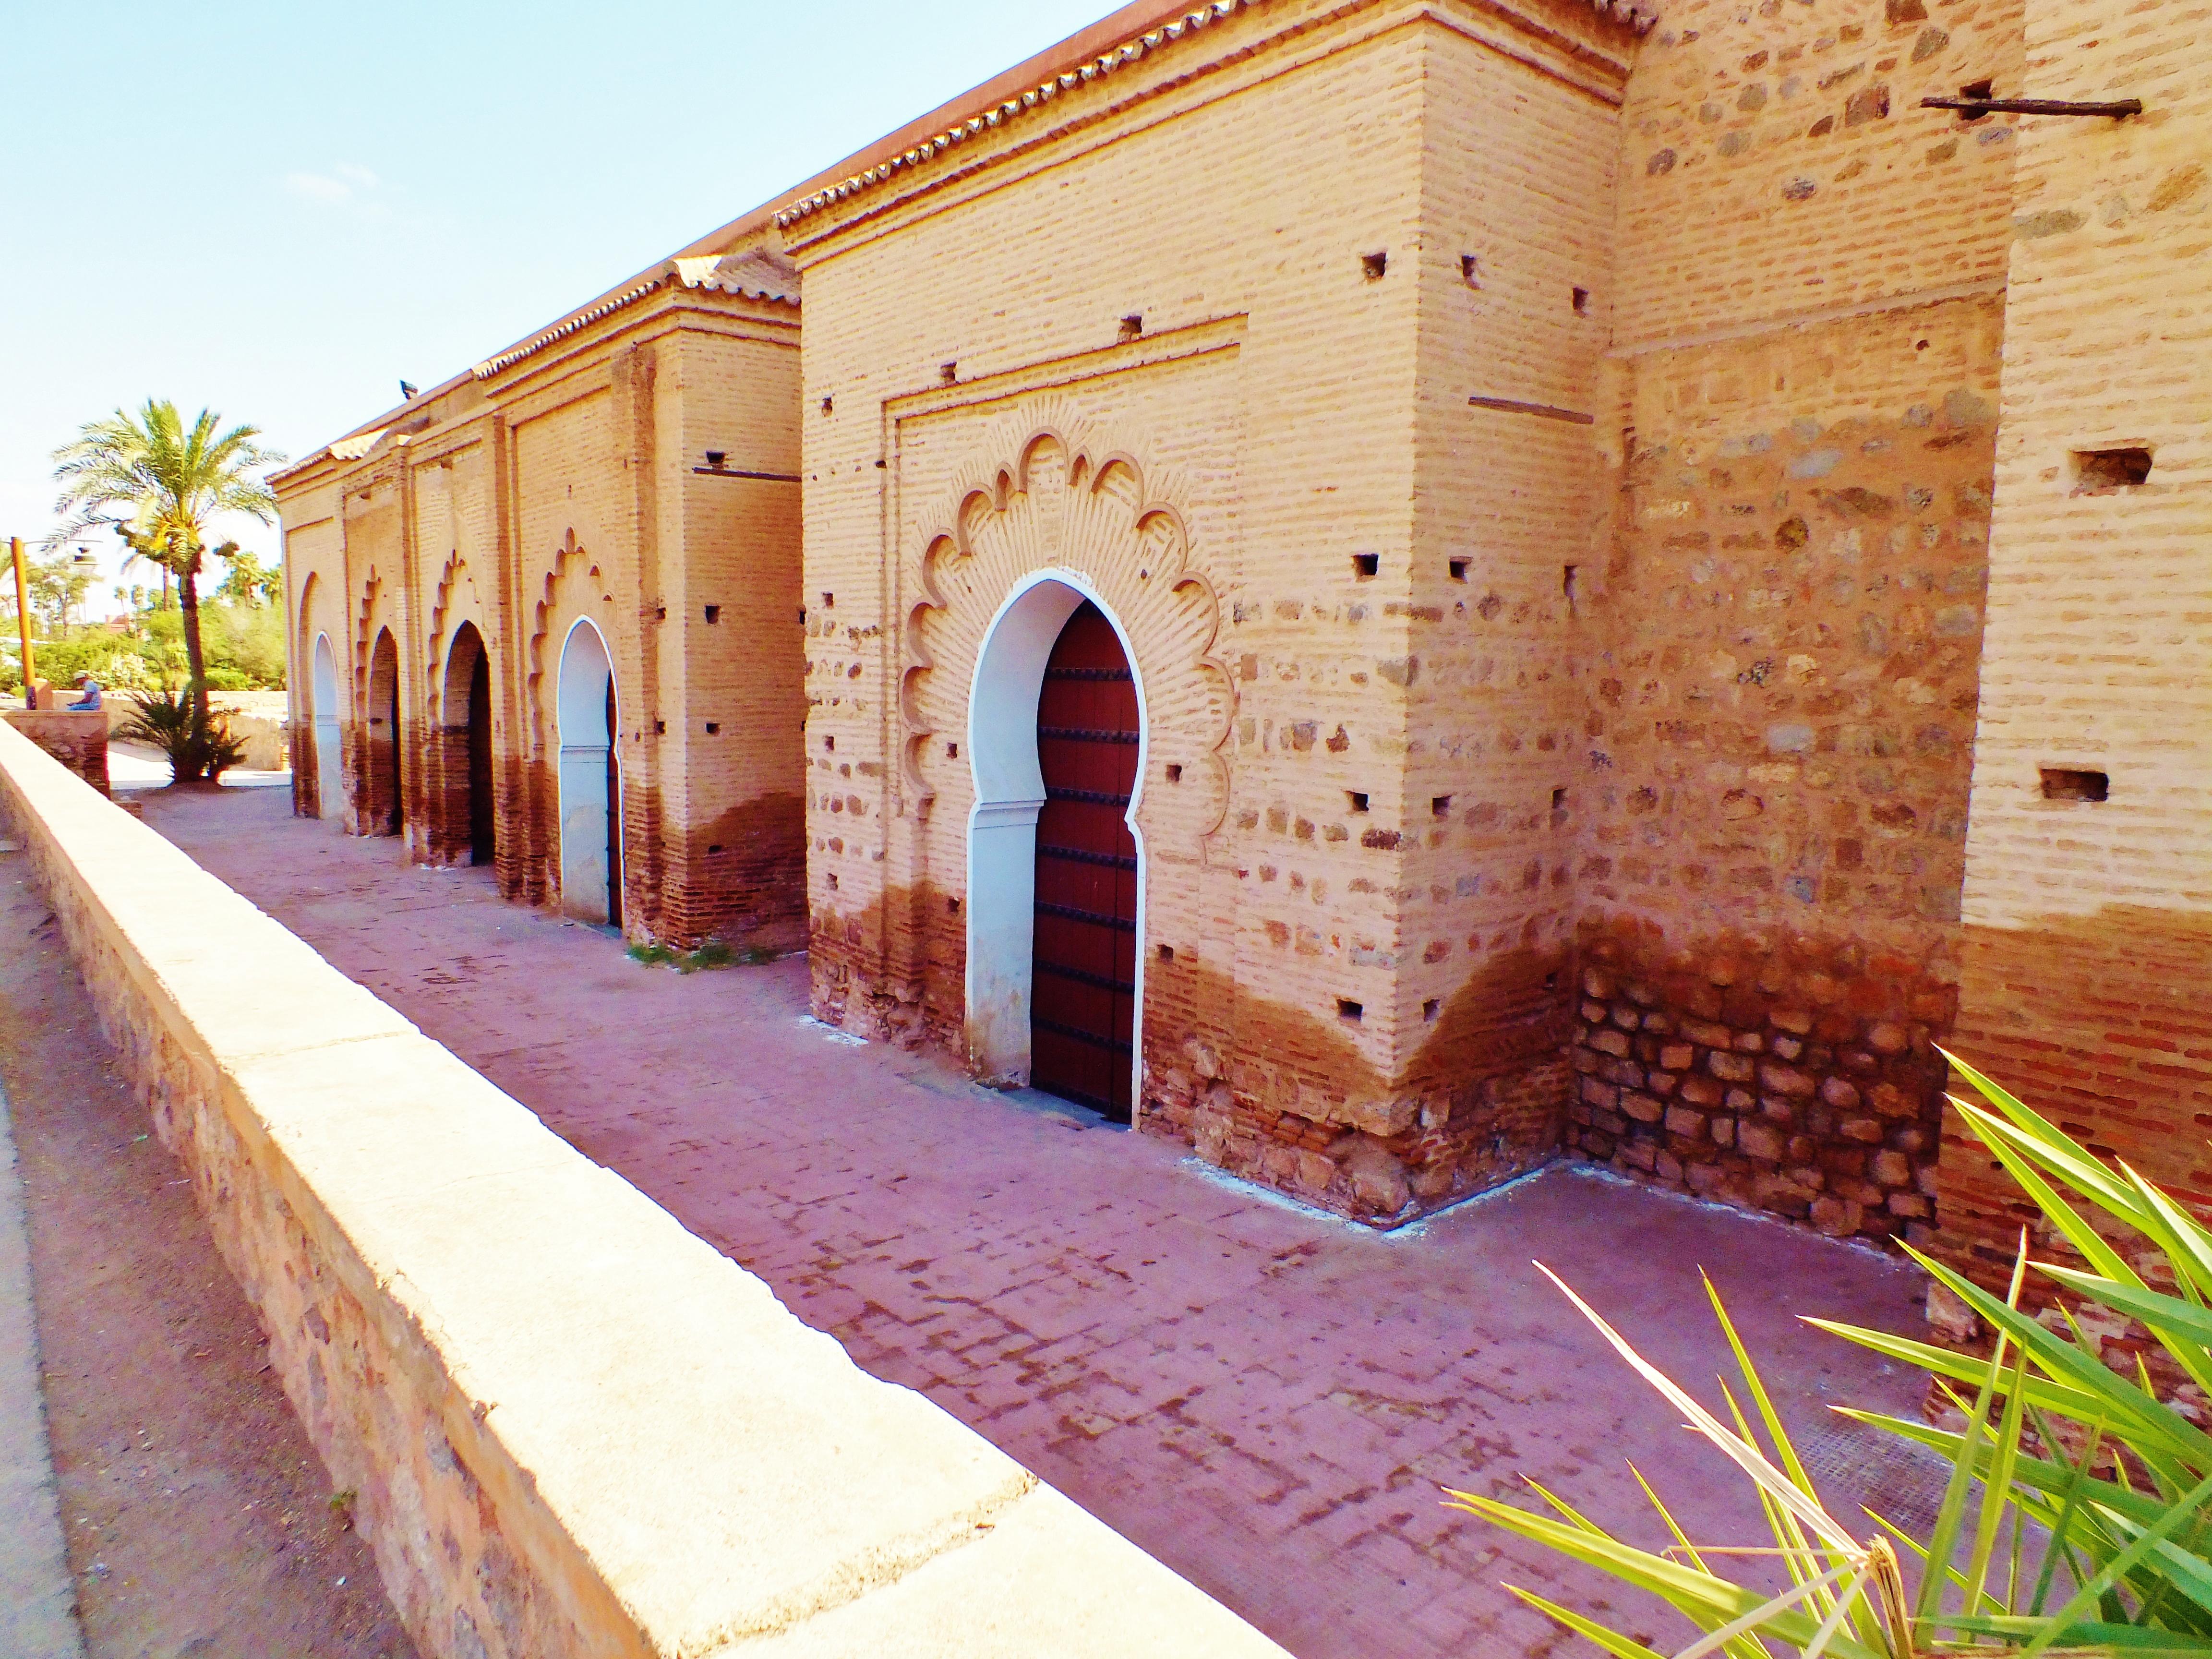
0 1072 86 1659
143 784 1948 1659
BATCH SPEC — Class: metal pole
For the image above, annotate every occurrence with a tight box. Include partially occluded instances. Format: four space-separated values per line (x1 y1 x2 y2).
9 537 33 708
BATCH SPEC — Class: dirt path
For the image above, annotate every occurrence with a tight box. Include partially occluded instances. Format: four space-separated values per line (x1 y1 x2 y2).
0 848 416 1659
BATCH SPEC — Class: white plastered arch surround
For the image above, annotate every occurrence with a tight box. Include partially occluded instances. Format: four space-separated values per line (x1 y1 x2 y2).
555 616 619 924
965 570 1149 1112
311 633 344 821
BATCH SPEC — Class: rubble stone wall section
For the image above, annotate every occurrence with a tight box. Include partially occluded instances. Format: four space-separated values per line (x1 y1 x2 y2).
1 710 108 796
1562 0 2027 1238
0 716 1288 1659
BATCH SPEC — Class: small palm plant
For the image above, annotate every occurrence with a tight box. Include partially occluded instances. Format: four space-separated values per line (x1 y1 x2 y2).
116 686 248 785
1453 1054 2212 1659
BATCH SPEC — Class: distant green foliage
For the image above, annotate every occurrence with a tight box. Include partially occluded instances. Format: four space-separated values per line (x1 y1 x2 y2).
47 398 284 723
213 550 281 607
0 596 284 697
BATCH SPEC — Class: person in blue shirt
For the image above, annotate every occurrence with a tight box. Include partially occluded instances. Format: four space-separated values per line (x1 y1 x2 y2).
65 673 101 712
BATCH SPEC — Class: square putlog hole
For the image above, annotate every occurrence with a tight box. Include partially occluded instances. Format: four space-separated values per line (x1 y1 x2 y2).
1353 553 1380 578
1337 998 1364 1023
2040 767 2109 803
2071 447 2152 493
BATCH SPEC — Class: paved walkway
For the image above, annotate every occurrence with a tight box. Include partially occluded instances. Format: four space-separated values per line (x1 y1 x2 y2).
0 1075 86 1659
141 785 1942 1659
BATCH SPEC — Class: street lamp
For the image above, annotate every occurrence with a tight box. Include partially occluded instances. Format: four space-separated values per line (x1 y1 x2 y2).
69 547 96 630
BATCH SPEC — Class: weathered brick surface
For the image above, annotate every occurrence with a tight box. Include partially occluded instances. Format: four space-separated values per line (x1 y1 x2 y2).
1936 0 2212 1293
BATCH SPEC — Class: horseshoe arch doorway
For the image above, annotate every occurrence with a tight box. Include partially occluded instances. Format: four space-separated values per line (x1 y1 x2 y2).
556 618 622 926
965 576 1145 1123
310 633 344 820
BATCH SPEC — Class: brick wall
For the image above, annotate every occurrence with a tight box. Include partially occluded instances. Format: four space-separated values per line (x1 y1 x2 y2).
660 328 807 948
0 711 109 795
1938 0 2212 1291
277 286 806 951
789 0 1638 1223
266 0 2208 1251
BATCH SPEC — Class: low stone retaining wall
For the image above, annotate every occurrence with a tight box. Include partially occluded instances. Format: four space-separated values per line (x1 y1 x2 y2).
0 720 1285 1659
3 709 108 796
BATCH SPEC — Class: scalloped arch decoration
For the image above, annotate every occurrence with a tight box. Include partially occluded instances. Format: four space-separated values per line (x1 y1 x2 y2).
526 529 613 756
350 567 390 711
902 409 1234 853
426 552 490 722
295 569 325 699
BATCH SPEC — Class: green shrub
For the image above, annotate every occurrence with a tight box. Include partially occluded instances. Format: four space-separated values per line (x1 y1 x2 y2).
1452 1055 2212 1659
115 687 248 784
625 939 758 973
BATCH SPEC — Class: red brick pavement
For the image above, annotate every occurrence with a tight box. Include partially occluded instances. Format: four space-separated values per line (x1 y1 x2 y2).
140 783 1940 1659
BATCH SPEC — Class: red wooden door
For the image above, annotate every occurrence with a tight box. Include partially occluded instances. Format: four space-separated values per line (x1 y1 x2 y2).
1031 602 1139 1121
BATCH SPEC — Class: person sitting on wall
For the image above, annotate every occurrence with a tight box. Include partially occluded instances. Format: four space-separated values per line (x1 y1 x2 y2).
66 672 102 712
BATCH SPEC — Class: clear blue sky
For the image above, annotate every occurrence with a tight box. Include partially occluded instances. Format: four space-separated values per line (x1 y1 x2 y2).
0 0 1114 613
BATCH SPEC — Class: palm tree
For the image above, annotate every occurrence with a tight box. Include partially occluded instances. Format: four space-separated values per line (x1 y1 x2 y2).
49 400 284 729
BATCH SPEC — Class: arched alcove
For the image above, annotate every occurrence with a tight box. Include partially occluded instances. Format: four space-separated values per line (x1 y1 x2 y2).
365 628 402 836
310 633 344 821
442 622 495 867
965 572 1147 1116
556 618 621 925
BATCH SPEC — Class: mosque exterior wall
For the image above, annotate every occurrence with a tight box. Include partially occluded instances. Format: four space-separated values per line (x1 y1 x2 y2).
276 278 806 951
784 0 1636 1222
273 0 2209 1249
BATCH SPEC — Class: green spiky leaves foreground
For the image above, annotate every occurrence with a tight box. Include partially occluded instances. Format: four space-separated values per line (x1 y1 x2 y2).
1450 1055 2212 1659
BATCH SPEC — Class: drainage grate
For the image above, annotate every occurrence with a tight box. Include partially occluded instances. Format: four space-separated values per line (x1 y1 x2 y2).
1794 1417 1950 1539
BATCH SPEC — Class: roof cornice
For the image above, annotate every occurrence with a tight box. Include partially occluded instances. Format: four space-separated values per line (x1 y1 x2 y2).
471 250 797 383
773 0 1653 230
